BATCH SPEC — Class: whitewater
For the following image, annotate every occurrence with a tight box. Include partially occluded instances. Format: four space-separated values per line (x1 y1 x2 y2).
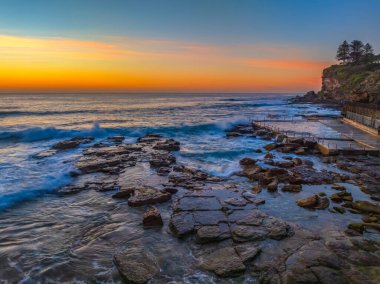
0 93 339 210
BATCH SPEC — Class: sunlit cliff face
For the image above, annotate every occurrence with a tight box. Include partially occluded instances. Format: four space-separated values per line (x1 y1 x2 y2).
0 34 332 92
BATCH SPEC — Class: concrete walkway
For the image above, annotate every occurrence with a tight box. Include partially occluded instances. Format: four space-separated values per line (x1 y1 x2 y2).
255 118 380 155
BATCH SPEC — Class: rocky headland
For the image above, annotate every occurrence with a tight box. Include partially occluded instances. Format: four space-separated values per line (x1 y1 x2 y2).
293 61 380 105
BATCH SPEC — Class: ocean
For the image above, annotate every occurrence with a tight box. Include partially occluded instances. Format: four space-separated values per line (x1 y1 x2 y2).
0 93 348 283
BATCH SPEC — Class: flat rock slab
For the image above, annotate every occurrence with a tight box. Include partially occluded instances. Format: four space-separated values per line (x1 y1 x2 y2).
114 247 159 284
128 188 171 207
173 196 222 211
200 244 261 277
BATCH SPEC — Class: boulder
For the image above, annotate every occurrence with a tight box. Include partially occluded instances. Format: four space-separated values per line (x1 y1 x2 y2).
296 195 330 210
296 195 319 208
143 206 163 227
114 247 159 284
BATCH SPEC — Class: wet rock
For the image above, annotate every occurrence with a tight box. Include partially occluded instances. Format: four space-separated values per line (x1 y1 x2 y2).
266 167 288 177
224 197 248 207
128 187 171 207
264 153 273 159
276 161 294 168
52 137 93 150
282 184 302 192
333 206 346 214
292 158 302 165
137 134 162 144
264 143 277 151
173 196 221 211
107 135 125 143
239 157 257 166
162 186 178 194
156 167 171 175
362 215 378 223
252 184 262 193
282 240 344 284
195 224 230 243
276 134 287 143
352 201 380 214
114 247 159 284
77 156 124 173
232 225 268 242
143 206 163 227
169 212 195 237
296 195 318 208
112 188 135 199
255 149 263 153
200 247 246 277
193 210 227 226
332 184 346 191
267 178 278 192
314 197 330 209
235 243 261 262
152 139 180 151
149 153 176 167
294 147 306 155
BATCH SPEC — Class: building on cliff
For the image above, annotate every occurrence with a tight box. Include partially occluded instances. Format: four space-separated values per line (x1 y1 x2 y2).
342 103 380 135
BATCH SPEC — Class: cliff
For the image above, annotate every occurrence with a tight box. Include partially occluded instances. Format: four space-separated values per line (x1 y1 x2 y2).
295 61 380 105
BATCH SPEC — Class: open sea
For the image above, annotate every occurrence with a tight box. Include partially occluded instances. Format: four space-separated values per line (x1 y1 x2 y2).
0 93 349 283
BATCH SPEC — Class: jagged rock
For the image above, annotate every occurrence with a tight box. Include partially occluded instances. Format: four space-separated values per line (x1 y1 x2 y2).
107 135 125 143
153 139 180 151
114 247 159 284
143 206 163 227
52 137 93 150
128 188 171 207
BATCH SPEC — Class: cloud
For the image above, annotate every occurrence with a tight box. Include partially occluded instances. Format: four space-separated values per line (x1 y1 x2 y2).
0 33 329 92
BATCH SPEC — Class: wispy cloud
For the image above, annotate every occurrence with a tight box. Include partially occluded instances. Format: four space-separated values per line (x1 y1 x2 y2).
0 34 330 92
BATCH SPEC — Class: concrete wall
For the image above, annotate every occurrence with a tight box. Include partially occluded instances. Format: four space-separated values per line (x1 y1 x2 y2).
345 111 380 130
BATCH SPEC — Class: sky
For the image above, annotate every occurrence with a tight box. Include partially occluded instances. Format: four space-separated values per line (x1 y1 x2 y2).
0 0 379 93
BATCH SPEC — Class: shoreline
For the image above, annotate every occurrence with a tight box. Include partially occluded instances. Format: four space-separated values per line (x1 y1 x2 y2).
1 96 380 283
4 114 379 282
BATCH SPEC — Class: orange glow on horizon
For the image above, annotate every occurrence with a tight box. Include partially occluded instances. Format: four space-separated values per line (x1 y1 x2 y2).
0 34 332 92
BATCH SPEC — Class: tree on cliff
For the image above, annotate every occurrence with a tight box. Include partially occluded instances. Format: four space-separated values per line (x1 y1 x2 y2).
336 40 350 63
363 43 375 62
349 40 365 63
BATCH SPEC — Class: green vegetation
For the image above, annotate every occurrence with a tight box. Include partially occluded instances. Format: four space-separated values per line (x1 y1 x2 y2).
336 40 377 64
